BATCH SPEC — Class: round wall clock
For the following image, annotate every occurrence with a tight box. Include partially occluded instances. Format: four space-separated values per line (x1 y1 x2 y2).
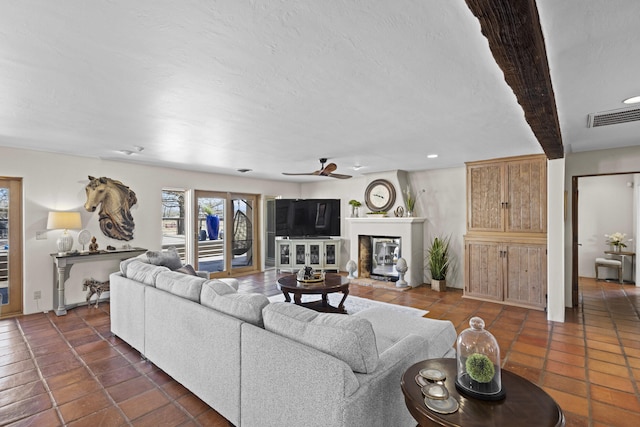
364 179 396 212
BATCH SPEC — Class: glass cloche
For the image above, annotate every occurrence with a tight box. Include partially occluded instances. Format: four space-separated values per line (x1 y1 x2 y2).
455 317 505 400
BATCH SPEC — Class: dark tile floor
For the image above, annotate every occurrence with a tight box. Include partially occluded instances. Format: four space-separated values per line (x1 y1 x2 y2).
1 271 639 426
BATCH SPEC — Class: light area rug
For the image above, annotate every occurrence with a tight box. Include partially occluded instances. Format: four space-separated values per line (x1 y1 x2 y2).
267 293 428 317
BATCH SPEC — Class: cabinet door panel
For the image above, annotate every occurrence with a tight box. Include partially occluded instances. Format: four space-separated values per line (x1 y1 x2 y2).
466 241 502 300
276 242 291 268
293 243 307 267
324 242 338 269
506 159 546 233
467 164 504 232
504 244 546 308
308 243 322 266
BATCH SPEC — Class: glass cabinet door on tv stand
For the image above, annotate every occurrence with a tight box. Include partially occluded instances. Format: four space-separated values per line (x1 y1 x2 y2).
275 238 340 272
276 240 292 271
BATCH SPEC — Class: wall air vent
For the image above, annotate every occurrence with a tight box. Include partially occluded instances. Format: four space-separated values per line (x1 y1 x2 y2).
587 106 640 128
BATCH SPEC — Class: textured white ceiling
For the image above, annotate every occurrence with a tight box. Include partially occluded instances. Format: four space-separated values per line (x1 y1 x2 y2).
0 0 638 181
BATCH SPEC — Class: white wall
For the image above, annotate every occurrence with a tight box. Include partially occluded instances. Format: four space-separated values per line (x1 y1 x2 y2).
564 145 640 307
578 174 635 278
0 146 300 315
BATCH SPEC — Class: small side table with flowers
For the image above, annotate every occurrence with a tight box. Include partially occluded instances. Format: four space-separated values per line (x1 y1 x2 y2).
605 232 635 284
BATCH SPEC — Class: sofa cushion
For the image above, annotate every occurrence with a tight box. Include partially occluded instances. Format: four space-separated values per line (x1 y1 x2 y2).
122 260 169 286
156 271 206 302
263 302 379 373
119 253 149 276
200 280 269 326
355 307 457 358
145 247 183 270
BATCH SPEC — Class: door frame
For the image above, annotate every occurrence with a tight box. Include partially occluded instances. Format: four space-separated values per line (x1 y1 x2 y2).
0 177 23 318
193 190 260 278
571 171 639 306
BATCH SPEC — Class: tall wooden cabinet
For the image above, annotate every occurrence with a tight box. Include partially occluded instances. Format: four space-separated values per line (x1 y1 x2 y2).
464 154 547 310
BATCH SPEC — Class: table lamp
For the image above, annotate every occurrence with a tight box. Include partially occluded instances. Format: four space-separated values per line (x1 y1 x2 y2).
47 211 82 254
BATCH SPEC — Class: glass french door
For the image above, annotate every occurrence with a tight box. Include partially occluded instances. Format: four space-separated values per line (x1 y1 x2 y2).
0 177 23 318
194 191 259 277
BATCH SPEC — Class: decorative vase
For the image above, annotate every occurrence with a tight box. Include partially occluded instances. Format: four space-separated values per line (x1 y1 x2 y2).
406 210 414 217
350 206 359 218
614 245 622 252
206 214 219 240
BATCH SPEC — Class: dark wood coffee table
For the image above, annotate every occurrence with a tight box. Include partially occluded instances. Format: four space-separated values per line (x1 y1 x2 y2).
401 358 565 427
276 273 350 313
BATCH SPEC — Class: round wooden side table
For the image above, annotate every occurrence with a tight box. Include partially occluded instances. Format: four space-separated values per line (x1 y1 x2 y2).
401 358 565 427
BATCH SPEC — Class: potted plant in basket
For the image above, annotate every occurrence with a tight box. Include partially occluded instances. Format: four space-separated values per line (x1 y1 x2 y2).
427 235 450 292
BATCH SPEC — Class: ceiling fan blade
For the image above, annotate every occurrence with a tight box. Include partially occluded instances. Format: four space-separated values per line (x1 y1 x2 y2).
320 163 338 175
328 173 352 179
282 172 316 176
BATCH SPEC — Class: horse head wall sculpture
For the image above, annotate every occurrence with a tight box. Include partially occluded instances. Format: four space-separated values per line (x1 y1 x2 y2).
84 176 137 241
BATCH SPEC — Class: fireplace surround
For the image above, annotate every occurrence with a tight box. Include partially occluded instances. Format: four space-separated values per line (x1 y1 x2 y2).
346 217 425 287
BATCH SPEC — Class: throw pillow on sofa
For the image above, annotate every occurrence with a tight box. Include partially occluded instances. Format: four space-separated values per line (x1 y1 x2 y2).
263 302 379 374
200 280 269 327
175 264 197 276
145 247 183 270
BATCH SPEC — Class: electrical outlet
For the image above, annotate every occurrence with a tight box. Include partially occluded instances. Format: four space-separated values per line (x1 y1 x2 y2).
33 291 41 300
36 231 47 240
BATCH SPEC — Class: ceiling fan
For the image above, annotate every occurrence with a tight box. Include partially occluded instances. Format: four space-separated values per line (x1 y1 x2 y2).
282 158 352 179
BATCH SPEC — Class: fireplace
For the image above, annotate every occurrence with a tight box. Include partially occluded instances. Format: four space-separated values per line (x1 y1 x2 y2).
347 217 424 287
358 235 401 281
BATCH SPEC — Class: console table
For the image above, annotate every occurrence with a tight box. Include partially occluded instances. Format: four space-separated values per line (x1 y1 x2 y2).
604 250 636 284
51 248 146 315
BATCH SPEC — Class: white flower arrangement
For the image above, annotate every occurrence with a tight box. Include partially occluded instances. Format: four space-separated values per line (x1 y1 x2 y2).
605 232 632 248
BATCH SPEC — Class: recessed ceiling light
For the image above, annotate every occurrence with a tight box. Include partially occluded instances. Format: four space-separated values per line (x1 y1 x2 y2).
352 164 363 171
622 95 640 104
427 154 438 159
118 150 134 156
237 168 252 173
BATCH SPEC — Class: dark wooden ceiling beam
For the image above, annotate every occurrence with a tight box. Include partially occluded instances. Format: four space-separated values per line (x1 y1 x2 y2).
464 0 564 159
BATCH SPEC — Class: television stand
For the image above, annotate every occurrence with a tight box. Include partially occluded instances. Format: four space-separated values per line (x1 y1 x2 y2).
275 237 341 273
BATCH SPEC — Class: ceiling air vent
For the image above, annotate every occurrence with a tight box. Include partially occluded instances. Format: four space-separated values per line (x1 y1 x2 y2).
587 106 640 128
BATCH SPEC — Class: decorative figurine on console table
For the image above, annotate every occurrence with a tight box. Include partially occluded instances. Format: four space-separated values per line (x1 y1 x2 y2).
89 236 99 253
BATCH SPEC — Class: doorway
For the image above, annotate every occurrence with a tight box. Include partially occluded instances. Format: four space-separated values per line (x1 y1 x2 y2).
571 172 639 306
194 191 260 277
0 177 23 318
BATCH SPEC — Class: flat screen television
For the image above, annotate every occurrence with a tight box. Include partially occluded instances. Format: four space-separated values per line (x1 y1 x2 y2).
275 199 341 238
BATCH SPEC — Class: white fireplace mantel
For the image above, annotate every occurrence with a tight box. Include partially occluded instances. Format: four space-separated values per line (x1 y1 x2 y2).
345 217 425 287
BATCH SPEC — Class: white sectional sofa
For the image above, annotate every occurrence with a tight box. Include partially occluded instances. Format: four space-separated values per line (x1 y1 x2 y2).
110 259 457 427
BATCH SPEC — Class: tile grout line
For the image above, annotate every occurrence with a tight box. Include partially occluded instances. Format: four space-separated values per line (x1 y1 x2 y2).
14 315 66 426
45 309 134 426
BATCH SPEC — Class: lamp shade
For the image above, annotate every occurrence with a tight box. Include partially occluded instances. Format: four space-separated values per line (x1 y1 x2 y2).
47 211 82 230
47 211 82 254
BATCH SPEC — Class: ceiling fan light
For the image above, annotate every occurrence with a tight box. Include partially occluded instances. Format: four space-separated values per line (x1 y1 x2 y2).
622 95 640 104
427 154 438 159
